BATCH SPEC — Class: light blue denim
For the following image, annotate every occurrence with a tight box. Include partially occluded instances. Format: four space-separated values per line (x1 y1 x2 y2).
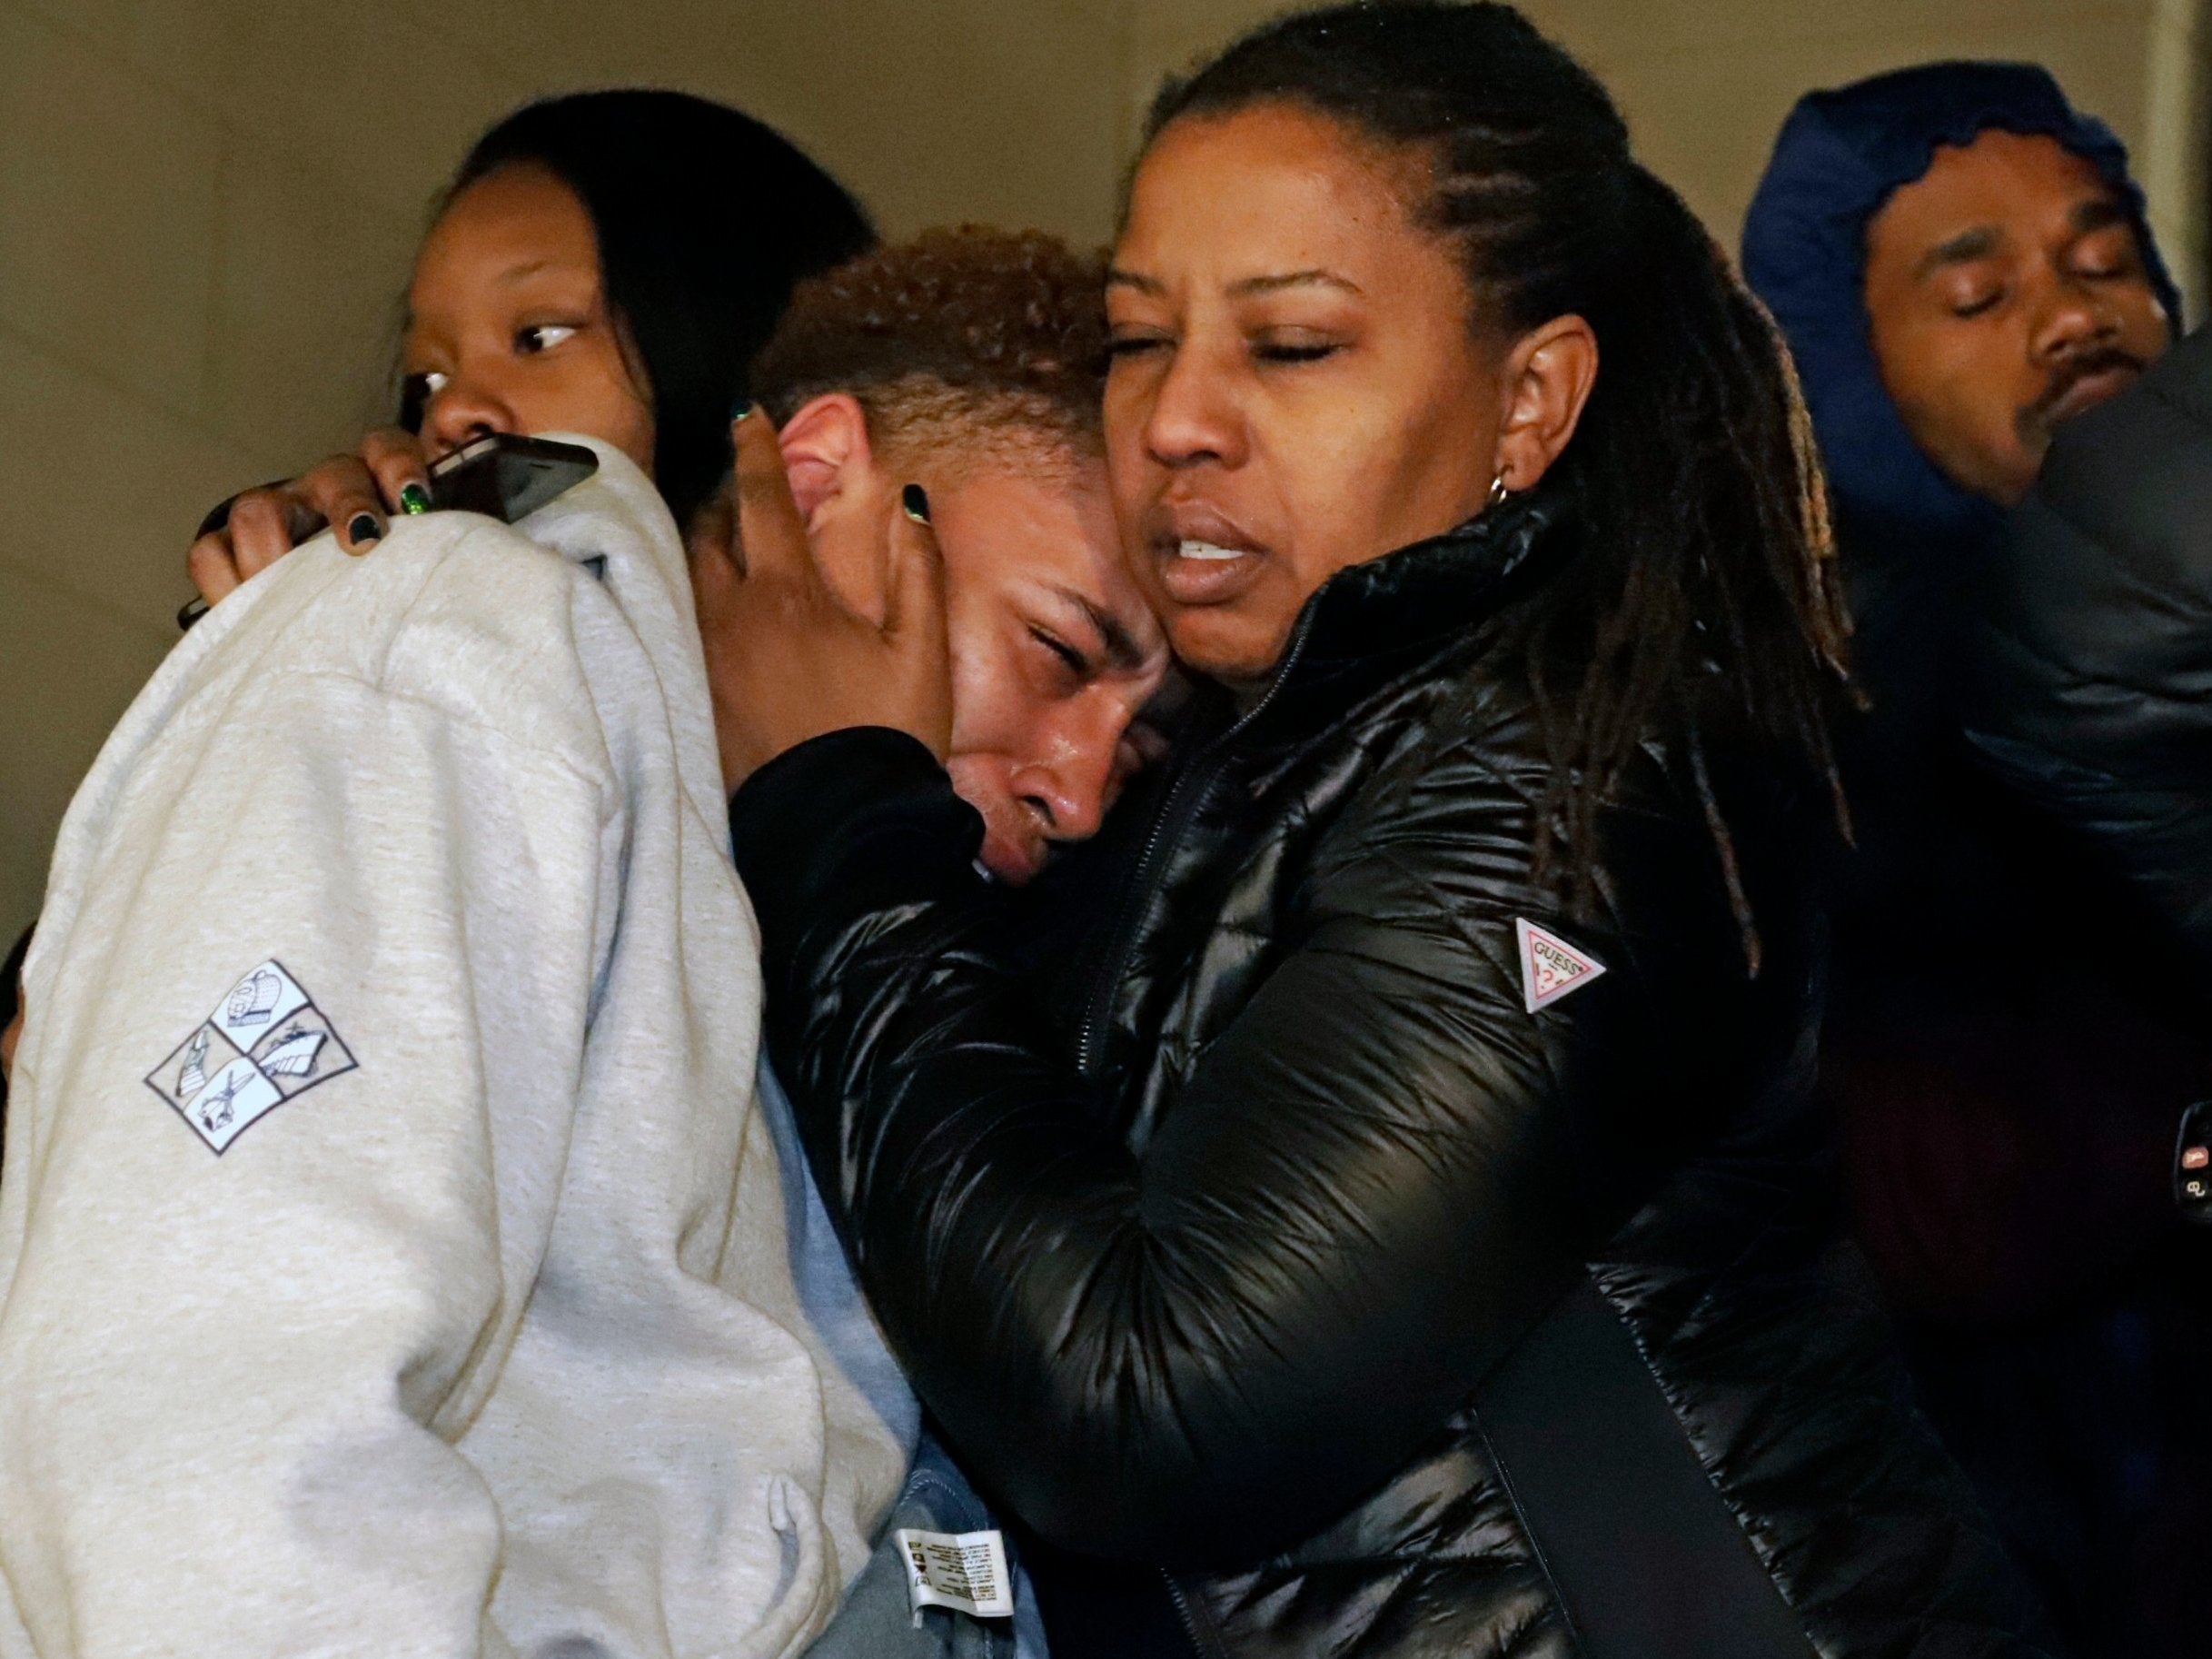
759 1062 1046 1659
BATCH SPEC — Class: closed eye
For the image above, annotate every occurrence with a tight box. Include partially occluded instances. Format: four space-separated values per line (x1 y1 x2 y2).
1106 335 1169 360
1030 626 1091 680
2075 253 2140 282
1255 342 1339 363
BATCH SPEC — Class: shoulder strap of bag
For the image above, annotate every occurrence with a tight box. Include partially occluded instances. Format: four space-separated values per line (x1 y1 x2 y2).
1476 1276 1816 1659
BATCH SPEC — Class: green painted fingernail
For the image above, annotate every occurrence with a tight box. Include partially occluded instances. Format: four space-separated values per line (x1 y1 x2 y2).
398 482 431 515
901 482 930 524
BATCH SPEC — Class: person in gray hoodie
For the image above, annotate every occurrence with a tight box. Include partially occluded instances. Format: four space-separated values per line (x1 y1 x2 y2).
2 432 914 1659
0 90 912 1659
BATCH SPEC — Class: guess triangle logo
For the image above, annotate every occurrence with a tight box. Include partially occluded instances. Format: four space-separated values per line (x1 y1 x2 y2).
1515 918 1607 1014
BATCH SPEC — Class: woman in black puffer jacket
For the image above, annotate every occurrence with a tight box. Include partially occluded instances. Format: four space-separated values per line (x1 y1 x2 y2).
711 5 2056 1655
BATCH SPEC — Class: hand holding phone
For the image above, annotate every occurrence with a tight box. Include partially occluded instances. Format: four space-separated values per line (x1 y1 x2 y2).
182 434 600 631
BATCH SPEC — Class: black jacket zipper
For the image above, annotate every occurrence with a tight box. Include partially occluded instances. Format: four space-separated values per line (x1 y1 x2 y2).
1163 1568 1223 1659
1073 608 1320 1080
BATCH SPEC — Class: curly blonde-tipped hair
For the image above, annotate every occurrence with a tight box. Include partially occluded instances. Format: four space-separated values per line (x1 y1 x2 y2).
749 224 1109 482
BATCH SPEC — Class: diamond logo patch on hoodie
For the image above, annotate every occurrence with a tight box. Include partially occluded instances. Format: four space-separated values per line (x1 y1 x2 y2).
145 960 356 1154
1515 919 1607 1014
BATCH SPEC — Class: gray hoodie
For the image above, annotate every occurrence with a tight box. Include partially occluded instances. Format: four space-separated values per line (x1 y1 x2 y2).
0 441 904 1659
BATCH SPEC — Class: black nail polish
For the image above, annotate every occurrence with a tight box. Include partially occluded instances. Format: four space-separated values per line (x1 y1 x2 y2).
348 513 383 546
730 397 755 423
901 483 930 524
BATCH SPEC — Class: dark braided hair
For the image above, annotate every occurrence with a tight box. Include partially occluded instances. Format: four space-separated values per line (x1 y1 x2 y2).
1146 1 1851 970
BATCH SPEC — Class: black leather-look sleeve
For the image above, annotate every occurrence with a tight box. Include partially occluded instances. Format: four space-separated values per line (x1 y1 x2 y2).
730 727 1593 1569
729 727 987 943
1975 326 2212 987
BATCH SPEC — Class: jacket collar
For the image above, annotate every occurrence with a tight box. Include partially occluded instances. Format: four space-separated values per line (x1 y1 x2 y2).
1295 487 1564 667
1211 488 1568 749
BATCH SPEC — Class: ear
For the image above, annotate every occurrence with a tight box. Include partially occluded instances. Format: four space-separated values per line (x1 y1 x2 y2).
767 392 878 524
746 392 894 618
1491 315 1600 495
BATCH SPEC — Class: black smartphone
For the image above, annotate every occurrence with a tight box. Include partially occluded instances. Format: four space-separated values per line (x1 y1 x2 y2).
429 432 600 521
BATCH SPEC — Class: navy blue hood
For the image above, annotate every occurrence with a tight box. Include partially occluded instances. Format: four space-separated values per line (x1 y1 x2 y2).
1741 61 2180 547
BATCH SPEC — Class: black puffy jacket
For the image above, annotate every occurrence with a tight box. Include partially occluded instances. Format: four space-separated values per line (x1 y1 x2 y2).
732 495 2053 1659
1973 323 2212 993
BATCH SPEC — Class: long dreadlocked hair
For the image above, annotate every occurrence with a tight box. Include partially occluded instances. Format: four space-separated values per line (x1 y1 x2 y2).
1146 1 1853 973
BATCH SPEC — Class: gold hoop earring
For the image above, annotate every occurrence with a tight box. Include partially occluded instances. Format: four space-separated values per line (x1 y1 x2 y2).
1487 472 1511 509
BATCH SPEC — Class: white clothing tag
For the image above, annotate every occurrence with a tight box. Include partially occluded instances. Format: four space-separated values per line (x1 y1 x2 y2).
896 1527 1015 1620
1515 918 1607 1014
145 959 358 1154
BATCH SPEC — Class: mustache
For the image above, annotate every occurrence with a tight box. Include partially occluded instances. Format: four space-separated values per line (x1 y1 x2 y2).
2016 345 2149 438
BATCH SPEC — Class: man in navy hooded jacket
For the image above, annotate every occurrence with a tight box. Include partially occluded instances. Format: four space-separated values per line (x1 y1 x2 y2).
1744 63 2206 1654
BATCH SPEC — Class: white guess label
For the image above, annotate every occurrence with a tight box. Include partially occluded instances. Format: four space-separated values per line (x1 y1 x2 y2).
1515 918 1607 1014
895 1527 1015 1620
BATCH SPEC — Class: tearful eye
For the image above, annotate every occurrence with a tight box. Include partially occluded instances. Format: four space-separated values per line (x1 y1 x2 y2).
1030 626 1090 679
516 323 579 354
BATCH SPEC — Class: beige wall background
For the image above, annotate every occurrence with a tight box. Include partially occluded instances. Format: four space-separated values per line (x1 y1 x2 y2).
3 0 2206 938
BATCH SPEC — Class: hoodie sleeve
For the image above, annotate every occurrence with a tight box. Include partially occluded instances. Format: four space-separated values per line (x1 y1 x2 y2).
0 574 614 1658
